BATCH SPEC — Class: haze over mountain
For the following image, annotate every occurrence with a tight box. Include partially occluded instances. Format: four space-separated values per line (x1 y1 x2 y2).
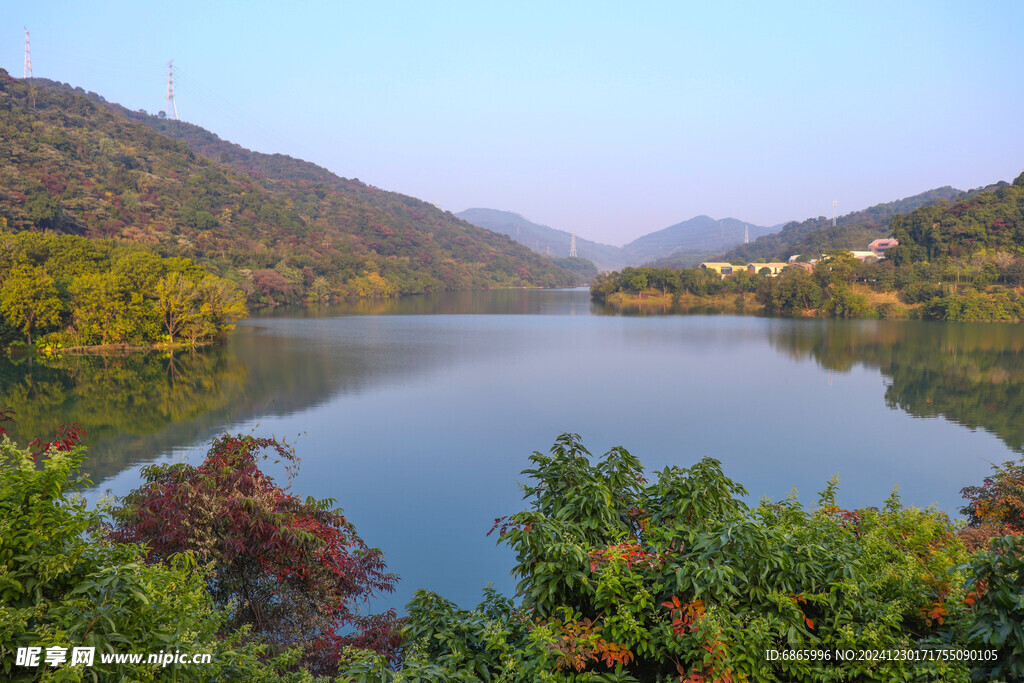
456 209 626 271
619 216 774 267
462 182 1004 274
0 72 577 305
458 209 773 271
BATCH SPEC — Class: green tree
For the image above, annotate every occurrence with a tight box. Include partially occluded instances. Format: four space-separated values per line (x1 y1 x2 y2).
154 272 198 345
24 190 63 230
762 268 822 314
70 272 133 345
0 265 64 344
189 275 247 345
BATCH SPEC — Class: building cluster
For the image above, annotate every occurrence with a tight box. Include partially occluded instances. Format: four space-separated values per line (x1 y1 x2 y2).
700 239 898 278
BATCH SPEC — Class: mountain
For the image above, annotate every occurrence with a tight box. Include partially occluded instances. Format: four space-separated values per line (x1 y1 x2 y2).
0 71 576 306
456 209 625 271
621 215 774 267
718 186 992 263
458 209 773 271
887 172 1024 264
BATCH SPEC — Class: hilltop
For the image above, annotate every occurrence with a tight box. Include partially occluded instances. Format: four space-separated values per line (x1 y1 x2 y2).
718 186 1003 263
456 209 624 271
458 209 772 271
0 71 576 306
621 215 774 267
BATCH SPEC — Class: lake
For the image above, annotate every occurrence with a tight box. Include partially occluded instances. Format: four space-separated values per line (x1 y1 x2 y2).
2 287 1020 612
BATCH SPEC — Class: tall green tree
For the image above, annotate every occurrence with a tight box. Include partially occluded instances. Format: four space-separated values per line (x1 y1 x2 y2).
0 265 63 343
154 272 198 345
70 272 132 345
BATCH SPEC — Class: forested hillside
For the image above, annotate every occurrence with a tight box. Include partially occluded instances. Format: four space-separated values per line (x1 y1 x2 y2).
721 186 977 262
888 175 1024 263
0 71 576 308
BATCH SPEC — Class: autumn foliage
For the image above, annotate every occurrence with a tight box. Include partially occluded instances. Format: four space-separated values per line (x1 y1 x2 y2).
110 434 401 674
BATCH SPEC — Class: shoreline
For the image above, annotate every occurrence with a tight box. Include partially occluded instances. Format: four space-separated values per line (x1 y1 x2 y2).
13 341 214 356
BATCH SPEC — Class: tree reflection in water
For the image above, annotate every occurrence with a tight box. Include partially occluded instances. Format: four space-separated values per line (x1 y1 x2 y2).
768 321 1024 452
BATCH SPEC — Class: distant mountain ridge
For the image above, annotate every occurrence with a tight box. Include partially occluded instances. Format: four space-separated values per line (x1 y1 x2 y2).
464 184 996 273
620 215 774 267
457 209 772 271
456 209 626 271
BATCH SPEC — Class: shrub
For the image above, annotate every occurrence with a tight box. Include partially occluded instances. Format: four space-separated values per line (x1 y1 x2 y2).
0 433 302 682
111 434 403 675
387 434 976 682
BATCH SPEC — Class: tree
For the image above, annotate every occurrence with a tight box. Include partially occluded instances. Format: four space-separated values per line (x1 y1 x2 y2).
762 268 822 314
24 190 63 230
960 457 1024 534
110 434 402 675
813 250 860 288
154 271 198 345
70 272 132 345
0 265 63 344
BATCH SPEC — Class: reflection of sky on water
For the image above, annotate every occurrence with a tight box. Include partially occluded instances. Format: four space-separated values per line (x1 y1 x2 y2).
35 289 1020 611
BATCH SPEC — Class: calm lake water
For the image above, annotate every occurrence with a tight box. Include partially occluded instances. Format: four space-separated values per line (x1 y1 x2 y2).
3 288 1022 611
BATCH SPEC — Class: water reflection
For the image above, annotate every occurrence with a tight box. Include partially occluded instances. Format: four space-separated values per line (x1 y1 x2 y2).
0 350 245 481
768 321 1024 452
3 290 1021 611
1 291 1021 492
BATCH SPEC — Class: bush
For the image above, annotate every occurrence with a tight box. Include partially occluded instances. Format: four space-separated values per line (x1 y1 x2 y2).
110 434 403 675
0 434 303 682
387 434 977 682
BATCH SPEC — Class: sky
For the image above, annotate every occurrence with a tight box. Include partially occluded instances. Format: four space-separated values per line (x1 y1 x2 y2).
3 1 1024 245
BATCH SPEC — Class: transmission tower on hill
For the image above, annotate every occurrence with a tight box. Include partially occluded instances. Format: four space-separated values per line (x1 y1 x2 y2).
165 60 179 120
24 29 32 78
569 232 578 258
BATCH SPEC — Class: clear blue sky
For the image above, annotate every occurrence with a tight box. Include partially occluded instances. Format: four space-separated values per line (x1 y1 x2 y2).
3 1 1023 245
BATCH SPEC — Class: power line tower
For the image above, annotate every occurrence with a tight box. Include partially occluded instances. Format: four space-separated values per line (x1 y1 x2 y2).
569 232 577 258
165 60 179 120
23 28 32 78
744 224 749 244
832 200 837 227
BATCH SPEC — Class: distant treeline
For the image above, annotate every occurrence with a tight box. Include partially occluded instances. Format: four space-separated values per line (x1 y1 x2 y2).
596 173 1024 322
0 232 245 348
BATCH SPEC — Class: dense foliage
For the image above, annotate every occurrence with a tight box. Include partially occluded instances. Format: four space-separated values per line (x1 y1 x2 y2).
0 430 311 682
5 72 577 305
0 231 245 348
110 434 402 675
343 434 1024 682
720 186 981 263
888 174 1024 264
